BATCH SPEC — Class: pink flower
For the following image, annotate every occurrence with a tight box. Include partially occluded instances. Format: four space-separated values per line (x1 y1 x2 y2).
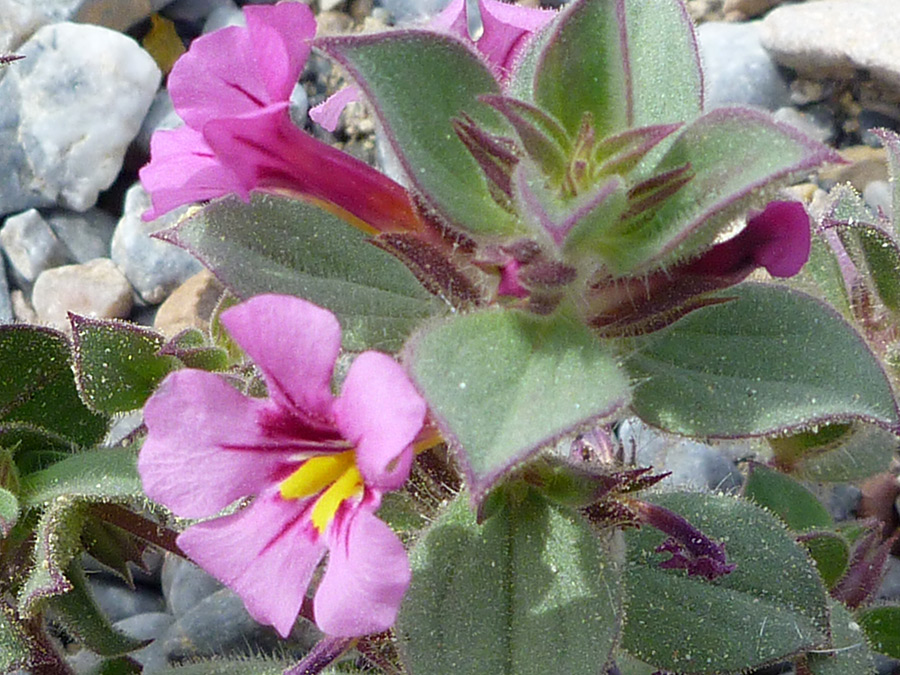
140 2 421 234
138 294 427 638
310 0 556 132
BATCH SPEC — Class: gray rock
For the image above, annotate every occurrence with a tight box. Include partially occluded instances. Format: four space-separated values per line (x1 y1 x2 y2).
202 1 244 32
0 208 70 281
46 208 117 264
379 0 452 23
0 0 83 52
163 0 231 23
618 418 746 492
161 555 223 618
698 21 792 111
773 105 835 146
87 574 167 623
31 257 134 329
864 180 893 221
0 255 13 324
761 1 900 96
877 555 900 601
0 22 160 217
111 184 203 304
134 90 181 157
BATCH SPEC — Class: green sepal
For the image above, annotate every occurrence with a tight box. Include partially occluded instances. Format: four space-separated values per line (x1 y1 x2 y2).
397 491 624 675
742 462 833 531
793 229 854 318
0 601 40 673
47 560 147 657
159 328 229 372
71 315 179 414
318 31 518 237
533 0 701 140
628 283 900 437
0 324 109 448
0 486 19 539
162 194 445 352
857 604 900 658
800 532 850 589
790 424 898 483
832 219 900 317
805 599 875 675
875 128 900 233
81 517 147 587
405 309 629 501
623 491 830 674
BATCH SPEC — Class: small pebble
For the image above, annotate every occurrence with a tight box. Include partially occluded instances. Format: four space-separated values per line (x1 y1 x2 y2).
153 268 224 338
817 145 889 192
87 573 167 623
31 258 134 330
864 180 893 220
0 209 70 282
45 208 118 264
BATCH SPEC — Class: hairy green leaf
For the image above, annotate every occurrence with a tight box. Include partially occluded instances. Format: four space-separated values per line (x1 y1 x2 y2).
800 532 850 589
164 194 445 351
398 491 623 675
628 284 899 437
806 599 874 675
743 463 833 531
21 447 142 508
858 604 900 658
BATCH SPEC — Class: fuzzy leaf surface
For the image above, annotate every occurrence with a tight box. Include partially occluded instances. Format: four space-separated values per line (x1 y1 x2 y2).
21 447 142 508
800 532 850 589
72 316 179 414
623 492 829 673
406 310 629 500
833 220 900 317
0 325 108 447
0 603 34 672
858 605 900 658
806 599 874 675
0 486 18 538
163 194 445 351
743 463 833 531
602 109 839 274
791 424 898 482
532 0 701 140
397 491 623 675
319 32 517 237
628 284 899 437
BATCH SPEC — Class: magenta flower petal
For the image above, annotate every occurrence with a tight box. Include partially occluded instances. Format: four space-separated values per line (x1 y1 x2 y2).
310 85 362 133
221 295 340 422
333 352 425 491
245 2 315 103
202 107 421 233
314 509 411 637
167 26 268 127
138 126 247 221
178 488 325 637
138 370 291 519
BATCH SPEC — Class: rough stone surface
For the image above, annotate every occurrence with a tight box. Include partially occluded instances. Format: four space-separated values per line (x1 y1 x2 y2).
761 1 900 96
0 255 13 324
31 258 133 329
153 268 224 338
722 0 782 19
698 21 791 110
818 145 889 192
0 0 82 51
0 22 160 216
379 0 451 23
45 208 117 264
0 208 70 281
111 184 203 304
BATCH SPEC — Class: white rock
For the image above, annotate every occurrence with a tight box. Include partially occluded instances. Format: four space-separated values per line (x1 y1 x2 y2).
761 0 900 94
0 22 160 215
0 0 82 52
0 208 70 281
32 258 133 329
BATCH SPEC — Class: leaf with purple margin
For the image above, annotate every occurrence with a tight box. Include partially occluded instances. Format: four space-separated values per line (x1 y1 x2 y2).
601 108 842 274
404 310 629 502
830 220 900 317
318 31 518 237
18 497 86 618
71 316 179 414
628 283 899 438
806 599 875 675
874 128 900 233
532 0 701 142
743 463 833 532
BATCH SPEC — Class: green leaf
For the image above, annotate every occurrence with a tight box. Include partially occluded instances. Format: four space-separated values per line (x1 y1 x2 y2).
791 423 898 482
800 532 850 589
159 329 229 372
612 651 657 675
164 194 445 351
21 447 143 508
628 283 899 437
806 599 874 675
18 497 87 618
858 604 900 658
0 324 109 447
319 32 518 237
71 316 179 414
793 230 854 319
0 602 36 672
533 0 701 139
832 220 900 317
0 485 19 538
876 128 900 233
743 463 833 531
397 491 623 675
48 561 146 656
600 109 841 273
623 492 830 674
406 310 629 499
